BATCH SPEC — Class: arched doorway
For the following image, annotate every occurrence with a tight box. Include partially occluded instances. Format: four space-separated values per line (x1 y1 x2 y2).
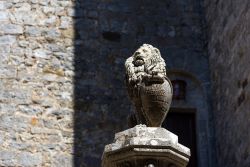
163 70 213 167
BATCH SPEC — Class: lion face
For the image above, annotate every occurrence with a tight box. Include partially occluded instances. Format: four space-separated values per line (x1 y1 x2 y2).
125 44 166 85
132 44 152 68
132 44 163 70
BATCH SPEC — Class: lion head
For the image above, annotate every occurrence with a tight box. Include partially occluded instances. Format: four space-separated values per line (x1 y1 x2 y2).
125 44 167 85
132 44 165 70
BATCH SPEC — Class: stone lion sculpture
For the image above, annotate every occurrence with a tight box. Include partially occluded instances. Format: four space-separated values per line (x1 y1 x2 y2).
125 44 173 127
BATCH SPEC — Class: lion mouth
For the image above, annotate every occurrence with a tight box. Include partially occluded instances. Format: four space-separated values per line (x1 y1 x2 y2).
133 58 145 67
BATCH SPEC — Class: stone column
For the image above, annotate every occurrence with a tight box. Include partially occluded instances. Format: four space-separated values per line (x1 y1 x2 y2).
102 125 190 167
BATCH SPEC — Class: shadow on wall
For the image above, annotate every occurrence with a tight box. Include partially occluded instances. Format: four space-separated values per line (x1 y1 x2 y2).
73 1 137 166
73 0 207 166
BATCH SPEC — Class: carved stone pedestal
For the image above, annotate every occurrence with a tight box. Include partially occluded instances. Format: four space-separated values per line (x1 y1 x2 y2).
102 125 190 167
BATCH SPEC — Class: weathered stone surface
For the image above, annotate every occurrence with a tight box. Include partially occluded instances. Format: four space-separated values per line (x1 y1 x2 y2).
61 28 74 38
0 2 7 10
102 125 190 167
25 26 42 36
31 127 60 135
60 16 72 29
0 1 74 166
52 153 72 167
33 49 52 59
0 0 213 167
0 65 16 78
205 0 250 167
15 3 31 12
18 152 42 167
0 35 16 45
0 150 17 166
44 16 57 26
0 11 9 21
42 6 55 14
0 24 23 34
45 28 61 38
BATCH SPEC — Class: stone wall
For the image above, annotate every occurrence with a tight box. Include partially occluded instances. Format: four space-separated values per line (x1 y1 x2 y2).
0 0 213 167
74 0 213 166
204 0 250 166
0 0 74 166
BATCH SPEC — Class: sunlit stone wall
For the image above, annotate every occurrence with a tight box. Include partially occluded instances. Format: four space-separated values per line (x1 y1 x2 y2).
0 1 74 166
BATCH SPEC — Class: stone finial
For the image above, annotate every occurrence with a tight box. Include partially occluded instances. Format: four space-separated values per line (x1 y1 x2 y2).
125 44 173 127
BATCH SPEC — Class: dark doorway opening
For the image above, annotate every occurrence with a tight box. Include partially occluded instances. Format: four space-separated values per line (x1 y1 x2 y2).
162 108 198 167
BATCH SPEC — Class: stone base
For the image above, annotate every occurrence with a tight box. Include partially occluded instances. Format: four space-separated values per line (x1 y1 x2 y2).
102 125 190 167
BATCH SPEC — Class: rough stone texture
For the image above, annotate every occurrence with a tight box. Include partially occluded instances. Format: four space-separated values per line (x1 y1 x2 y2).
0 0 74 166
102 125 190 167
73 1 214 167
204 0 250 167
0 0 215 167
